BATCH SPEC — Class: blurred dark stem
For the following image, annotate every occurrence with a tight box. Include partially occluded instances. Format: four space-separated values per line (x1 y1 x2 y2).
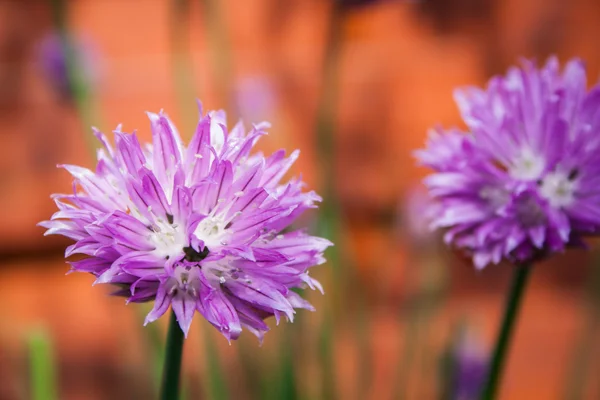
316 3 343 254
170 0 196 134
275 325 299 400
356 295 372 399
394 252 447 399
318 314 336 400
480 263 532 400
563 252 600 400
395 306 421 400
161 311 185 400
315 5 346 400
199 0 232 108
49 0 99 157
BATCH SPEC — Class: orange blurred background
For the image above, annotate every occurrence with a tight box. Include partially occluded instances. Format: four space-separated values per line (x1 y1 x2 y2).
1 0 600 399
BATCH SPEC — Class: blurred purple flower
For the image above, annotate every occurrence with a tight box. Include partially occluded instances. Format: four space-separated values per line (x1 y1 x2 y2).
36 33 98 100
398 186 439 247
450 331 488 400
40 102 331 340
416 57 600 269
233 76 277 122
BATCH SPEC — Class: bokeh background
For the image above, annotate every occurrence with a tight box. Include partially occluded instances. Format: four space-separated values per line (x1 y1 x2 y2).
1 0 600 399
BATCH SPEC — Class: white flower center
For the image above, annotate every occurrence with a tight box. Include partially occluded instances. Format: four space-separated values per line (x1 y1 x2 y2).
193 214 233 249
149 219 186 259
539 171 577 208
509 148 545 181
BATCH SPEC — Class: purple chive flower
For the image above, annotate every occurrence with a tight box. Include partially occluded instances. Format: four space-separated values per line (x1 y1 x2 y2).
39 102 331 340
398 186 440 248
37 33 98 100
450 331 488 400
416 57 600 269
233 76 276 123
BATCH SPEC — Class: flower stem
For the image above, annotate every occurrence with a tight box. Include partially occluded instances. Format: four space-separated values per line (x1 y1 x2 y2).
161 311 185 400
480 263 532 400
28 328 57 400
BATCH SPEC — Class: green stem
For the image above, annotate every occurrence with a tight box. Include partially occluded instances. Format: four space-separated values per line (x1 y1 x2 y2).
28 329 57 400
161 311 185 400
395 304 421 400
480 264 532 400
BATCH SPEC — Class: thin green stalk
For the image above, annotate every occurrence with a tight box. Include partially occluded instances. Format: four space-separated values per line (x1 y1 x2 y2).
356 296 371 400
161 311 185 400
314 6 345 399
480 264 532 400
28 329 57 400
315 3 343 262
318 311 336 400
394 302 421 400
275 330 299 400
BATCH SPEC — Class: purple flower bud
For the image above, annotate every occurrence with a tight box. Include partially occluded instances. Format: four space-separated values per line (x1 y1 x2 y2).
36 32 98 101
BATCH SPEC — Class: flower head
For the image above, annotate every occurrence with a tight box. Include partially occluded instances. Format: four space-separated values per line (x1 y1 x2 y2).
416 57 600 269
40 102 331 339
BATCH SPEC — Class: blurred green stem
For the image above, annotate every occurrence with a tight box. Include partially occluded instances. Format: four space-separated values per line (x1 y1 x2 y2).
315 3 343 256
161 311 185 400
314 5 346 400
318 313 336 400
480 264 532 400
49 0 100 156
395 305 421 400
28 329 57 400
394 253 447 399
